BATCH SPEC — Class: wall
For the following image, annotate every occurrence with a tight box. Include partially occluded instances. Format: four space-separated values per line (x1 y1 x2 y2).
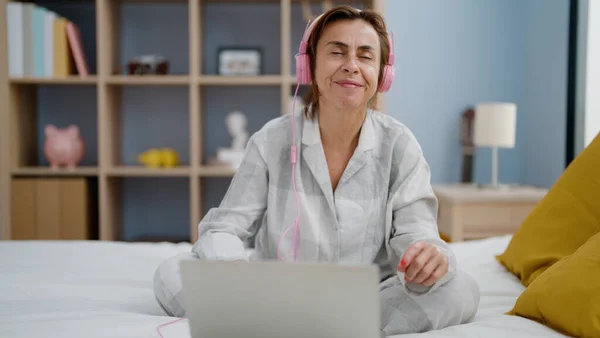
583 0 600 147
520 0 570 188
574 0 589 156
573 0 600 158
384 0 570 188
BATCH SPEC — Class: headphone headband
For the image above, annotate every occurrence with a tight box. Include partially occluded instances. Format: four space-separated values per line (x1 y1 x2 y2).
299 14 324 54
387 32 395 66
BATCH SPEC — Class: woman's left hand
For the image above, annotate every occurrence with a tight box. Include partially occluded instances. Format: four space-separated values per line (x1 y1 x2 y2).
397 240 449 287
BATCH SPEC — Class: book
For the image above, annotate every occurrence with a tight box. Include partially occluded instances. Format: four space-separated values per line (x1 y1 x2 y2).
66 21 89 77
53 17 72 77
44 11 56 77
6 1 24 77
5 2 89 78
32 5 47 77
22 3 34 77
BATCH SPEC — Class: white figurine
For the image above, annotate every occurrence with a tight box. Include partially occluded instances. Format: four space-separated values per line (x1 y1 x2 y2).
217 110 249 170
226 111 248 151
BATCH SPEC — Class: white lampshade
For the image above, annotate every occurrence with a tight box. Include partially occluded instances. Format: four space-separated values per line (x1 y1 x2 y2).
473 102 517 148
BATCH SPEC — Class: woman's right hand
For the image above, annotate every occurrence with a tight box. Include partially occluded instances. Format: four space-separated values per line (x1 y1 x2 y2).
398 240 449 287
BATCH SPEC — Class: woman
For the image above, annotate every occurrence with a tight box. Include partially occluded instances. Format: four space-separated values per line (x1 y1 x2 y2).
154 5 480 335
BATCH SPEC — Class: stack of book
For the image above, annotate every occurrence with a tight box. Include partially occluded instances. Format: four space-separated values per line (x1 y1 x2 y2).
5 1 89 78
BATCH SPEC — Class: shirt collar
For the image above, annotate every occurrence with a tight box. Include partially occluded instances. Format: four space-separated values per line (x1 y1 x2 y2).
301 107 375 152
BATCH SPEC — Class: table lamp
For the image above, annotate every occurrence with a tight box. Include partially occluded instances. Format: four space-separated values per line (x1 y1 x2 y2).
473 102 517 188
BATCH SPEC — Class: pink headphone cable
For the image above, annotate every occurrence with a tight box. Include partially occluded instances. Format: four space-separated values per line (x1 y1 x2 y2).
156 317 186 338
276 83 302 262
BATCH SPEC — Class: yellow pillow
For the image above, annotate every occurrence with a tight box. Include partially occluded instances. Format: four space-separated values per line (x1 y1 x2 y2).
508 231 600 337
496 132 600 286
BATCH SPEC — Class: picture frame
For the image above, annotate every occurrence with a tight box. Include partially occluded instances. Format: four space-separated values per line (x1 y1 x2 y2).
217 47 263 76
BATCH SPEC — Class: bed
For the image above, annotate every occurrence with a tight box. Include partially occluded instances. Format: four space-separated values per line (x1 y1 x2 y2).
0 235 567 338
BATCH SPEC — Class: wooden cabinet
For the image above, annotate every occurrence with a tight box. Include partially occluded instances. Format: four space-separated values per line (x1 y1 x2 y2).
11 178 96 240
434 183 548 242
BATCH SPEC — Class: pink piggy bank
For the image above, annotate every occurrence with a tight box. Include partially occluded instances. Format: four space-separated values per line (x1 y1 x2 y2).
44 124 85 170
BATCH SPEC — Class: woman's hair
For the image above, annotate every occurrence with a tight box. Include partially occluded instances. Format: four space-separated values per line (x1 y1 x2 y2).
302 5 390 119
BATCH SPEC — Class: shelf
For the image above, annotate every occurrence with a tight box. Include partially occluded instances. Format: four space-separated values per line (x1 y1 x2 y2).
11 166 99 177
106 166 192 177
120 0 187 3
202 0 365 2
9 76 98 85
291 0 367 2
106 75 190 86
198 75 285 86
0 0 384 242
199 165 236 177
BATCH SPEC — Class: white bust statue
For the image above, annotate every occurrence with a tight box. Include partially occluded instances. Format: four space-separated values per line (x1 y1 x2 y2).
226 111 248 151
217 111 248 169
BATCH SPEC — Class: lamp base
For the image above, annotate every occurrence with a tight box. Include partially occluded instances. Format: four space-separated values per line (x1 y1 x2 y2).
476 182 513 191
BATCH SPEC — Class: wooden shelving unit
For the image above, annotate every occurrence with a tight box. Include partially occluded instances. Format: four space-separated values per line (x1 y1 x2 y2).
9 76 99 85
0 0 384 242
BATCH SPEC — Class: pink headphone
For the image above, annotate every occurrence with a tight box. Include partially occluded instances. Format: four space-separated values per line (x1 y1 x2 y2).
277 9 395 262
295 11 396 92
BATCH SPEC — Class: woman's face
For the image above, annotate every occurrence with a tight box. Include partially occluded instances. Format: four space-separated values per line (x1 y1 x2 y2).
314 19 381 111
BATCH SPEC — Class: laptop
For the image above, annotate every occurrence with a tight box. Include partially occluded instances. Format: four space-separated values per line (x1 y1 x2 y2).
180 260 381 338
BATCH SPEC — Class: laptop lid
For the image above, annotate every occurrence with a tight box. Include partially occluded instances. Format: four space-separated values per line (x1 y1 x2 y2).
180 260 381 338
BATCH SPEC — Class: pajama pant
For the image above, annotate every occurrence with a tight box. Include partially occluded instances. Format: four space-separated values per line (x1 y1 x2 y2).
153 252 480 336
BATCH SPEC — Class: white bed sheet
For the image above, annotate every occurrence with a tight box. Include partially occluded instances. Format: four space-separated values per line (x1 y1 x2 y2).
0 236 567 338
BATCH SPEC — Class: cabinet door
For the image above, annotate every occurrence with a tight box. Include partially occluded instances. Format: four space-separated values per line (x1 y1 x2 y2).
11 178 90 240
35 179 61 239
59 178 89 240
11 179 37 239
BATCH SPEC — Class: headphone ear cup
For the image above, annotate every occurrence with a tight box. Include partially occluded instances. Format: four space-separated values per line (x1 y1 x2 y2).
295 53 312 85
377 64 394 93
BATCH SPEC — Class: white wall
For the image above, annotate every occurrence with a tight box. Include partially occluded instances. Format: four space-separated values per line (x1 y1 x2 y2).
585 0 600 147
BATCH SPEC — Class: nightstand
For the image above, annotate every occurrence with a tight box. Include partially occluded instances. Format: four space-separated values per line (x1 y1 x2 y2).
433 184 548 242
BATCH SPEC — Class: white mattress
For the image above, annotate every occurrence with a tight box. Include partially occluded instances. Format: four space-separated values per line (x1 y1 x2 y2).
0 236 567 338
